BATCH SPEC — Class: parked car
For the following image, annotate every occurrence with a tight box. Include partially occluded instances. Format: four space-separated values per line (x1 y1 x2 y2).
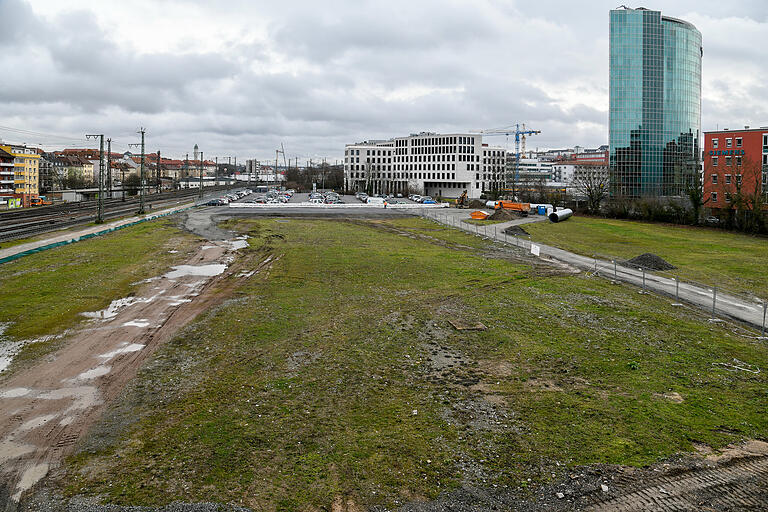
419 196 433 203
422 199 437 204
309 197 324 204
704 216 721 225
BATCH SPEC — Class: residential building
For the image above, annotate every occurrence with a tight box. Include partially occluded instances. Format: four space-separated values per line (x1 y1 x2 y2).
39 152 66 192
609 7 702 197
0 148 15 204
0 143 40 207
551 150 609 185
344 132 504 198
703 126 768 209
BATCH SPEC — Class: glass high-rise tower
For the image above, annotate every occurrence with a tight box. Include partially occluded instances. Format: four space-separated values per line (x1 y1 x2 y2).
609 7 702 197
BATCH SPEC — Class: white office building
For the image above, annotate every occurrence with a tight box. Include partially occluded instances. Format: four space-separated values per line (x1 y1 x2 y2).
344 132 505 199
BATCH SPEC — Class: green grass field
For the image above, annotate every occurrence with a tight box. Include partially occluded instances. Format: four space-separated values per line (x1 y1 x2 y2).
524 216 768 297
0 219 199 373
63 217 768 511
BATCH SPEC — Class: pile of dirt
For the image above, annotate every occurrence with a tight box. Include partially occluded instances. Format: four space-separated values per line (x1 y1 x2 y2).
504 225 529 236
624 253 676 271
488 208 521 221
467 199 487 209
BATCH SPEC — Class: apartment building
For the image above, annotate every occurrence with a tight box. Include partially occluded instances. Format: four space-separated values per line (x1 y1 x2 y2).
703 127 768 209
0 143 40 207
344 132 504 199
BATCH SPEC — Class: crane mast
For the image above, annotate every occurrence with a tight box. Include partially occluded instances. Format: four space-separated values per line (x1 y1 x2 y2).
472 124 540 192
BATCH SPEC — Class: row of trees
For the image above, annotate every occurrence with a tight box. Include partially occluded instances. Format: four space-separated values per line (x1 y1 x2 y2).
284 163 344 191
567 158 767 234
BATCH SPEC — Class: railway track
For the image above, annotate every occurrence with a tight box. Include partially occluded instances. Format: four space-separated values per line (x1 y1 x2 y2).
0 188 236 243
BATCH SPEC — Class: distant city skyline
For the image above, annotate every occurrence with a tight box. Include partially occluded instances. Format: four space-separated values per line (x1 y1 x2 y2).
1 0 766 161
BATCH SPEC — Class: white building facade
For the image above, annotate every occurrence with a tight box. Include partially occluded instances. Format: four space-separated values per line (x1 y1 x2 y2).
344 132 505 199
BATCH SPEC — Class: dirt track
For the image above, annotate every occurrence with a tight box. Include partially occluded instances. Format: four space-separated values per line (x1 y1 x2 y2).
0 237 249 504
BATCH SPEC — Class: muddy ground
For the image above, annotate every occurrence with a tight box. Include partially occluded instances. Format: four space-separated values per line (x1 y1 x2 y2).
2 208 767 511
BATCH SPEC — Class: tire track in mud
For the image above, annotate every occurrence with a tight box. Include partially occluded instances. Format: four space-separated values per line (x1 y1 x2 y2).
583 454 768 511
0 237 279 506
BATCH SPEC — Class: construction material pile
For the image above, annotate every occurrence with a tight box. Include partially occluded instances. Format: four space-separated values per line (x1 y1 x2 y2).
503 225 529 236
624 253 677 271
488 208 521 221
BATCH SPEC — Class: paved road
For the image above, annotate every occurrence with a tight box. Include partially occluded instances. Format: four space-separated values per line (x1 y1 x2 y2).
420 209 768 333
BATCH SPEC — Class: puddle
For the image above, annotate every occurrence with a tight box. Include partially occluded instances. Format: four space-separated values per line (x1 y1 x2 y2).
163 264 227 279
0 325 65 374
98 343 145 361
37 386 101 413
201 245 217 250
81 297 137 320
0 388 31 399
12 463 49 502
122 320 150 328
81 292 166 320
229 237 249 250
76 365 111 380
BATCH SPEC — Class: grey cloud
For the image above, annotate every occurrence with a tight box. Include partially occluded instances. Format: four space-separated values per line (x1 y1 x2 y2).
1 0 766 161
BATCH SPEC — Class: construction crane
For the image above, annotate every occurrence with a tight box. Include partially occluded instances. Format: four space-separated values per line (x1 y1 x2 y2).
472 124 541 190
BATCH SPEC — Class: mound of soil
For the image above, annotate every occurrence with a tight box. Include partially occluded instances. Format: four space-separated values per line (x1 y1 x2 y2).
488 208 521 221
624 253 676 271
503 225 529 236
468 199 487 209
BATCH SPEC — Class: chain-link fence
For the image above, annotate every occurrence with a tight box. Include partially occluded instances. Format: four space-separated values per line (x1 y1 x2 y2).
416 208 768 336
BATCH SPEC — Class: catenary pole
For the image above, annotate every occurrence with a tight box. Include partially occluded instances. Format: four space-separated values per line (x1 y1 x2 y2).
199 151 204 198
85 133 105 223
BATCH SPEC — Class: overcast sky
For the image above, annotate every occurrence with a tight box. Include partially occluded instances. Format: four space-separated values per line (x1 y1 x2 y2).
1 0 766 162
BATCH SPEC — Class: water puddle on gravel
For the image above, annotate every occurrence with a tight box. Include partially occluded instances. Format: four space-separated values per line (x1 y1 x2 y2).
0 325 66 374
75 365 111 380
122 319 150 328
97 343 145 361
163 264 227 279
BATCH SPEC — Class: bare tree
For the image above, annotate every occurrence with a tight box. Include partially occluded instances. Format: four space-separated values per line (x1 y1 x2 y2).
572 165 609 213
721 157 766 233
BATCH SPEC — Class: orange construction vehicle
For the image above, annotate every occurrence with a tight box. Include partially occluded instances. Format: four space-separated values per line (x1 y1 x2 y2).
30 196 52 207
494 200 529 214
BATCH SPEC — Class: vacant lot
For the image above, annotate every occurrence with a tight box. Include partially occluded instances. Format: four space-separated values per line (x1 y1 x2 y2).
0 219 199 373
62 217 768 511
525 216 768 297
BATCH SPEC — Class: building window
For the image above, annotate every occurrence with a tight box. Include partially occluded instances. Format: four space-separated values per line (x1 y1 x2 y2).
736 137 742 147
713 138 719 148
737 174 742 185
726 138 732 148
711 174 717 184
725 174 731 185
736 156 742 166
712 157 718 167
711 191 717 202
725 156 732 166
725 192 732 203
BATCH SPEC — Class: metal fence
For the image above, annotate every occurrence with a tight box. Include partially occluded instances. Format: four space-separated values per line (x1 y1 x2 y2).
416 208 768 336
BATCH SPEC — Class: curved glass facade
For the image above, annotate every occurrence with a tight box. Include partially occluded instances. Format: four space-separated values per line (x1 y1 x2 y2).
609 8 702 197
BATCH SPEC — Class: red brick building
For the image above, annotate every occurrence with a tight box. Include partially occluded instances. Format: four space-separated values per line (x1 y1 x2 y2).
703 127 768 211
